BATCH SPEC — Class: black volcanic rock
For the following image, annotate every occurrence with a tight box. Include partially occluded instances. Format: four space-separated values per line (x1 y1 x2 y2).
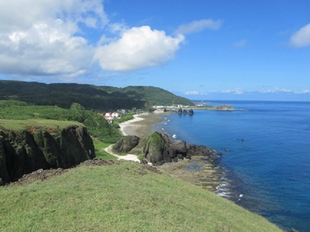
0 125 95 185
113 135 140 153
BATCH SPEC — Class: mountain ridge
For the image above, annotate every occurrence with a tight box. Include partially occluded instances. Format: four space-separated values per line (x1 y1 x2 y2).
0 80 193 111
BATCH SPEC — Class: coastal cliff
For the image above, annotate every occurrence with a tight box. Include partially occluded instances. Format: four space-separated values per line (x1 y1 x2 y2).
0 125 95 185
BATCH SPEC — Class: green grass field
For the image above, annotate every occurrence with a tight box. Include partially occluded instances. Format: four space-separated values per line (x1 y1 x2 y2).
93 139 117 160
0 119 83 131
0 161 281 232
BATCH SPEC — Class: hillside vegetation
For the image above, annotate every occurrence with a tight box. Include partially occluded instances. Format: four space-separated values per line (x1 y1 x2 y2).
0 161 281 232
0 80 193 111
0 100 121 143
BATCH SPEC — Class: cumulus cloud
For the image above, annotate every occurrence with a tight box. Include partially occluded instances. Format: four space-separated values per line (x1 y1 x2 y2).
0 21 93 77
290 23 310 48
94 26 184 71
0 1 220 79
175 19 222 35
0 0 106 78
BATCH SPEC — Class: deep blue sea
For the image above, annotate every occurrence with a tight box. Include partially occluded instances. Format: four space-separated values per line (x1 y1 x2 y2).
153 101 310 232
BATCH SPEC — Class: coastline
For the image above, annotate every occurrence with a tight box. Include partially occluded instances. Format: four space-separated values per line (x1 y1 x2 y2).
117 112 225 193
107 112 164 162
156 156 224 192
115 102 310 231
118 112 163 137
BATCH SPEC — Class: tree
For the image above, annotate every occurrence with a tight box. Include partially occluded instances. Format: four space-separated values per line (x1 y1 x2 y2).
70 102 85 111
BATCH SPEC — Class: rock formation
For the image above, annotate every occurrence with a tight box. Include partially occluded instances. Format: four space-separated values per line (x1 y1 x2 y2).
0 125 95 185
113 135 140 153
114 132 221 166
214 104 234 111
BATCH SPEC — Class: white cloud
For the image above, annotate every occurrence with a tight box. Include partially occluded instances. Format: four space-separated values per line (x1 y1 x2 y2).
222 88 244 95
0 0 107 31
0 0 106 78
0 1 221 79
259 87 293 93
290 23 310 48
94 26 184 71
175 19 222 35
233 39 247 48
294 89 310 94
185 90 200 95
108 22 128 34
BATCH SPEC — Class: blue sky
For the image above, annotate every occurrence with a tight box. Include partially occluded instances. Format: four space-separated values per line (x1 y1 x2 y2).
0 0 309 101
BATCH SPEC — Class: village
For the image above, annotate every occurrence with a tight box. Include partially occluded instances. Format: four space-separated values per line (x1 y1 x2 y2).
100 104 197 123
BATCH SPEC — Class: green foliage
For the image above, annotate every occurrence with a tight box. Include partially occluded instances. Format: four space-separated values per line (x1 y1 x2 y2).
113 113 134 124
70 102 84 110
0 162 281 231
0 99 28 107
0 100 121 143
122 85 193 106
137 154 144 160
0 80 193 111
149 132 165 147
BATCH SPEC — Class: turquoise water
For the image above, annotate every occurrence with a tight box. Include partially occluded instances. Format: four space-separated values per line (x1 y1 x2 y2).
153 101 310 231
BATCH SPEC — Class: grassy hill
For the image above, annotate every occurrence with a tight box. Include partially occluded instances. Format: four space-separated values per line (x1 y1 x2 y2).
0 118 83 131
0 80 193 111
0 161 281 232
0 100 122 143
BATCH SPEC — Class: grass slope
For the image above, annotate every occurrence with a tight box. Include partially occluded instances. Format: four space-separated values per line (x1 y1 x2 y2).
0 100 122 143
93 139 117 160
0 162 281 232
0 119 83 131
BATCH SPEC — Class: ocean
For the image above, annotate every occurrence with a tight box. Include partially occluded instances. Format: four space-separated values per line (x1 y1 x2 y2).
153 101 310 232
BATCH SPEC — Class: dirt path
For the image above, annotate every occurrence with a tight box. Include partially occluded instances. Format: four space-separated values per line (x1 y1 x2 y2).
104 145 140 163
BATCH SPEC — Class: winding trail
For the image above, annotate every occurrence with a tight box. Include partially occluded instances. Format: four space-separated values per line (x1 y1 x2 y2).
104 145 140 163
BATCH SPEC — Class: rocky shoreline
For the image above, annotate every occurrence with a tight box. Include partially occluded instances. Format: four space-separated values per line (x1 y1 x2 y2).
117 114 225 192
156 156 224 192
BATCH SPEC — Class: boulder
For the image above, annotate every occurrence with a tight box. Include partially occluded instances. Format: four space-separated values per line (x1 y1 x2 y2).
187 144 222 158
162 150 172 163
142 132 165 166
113 136 140 153
171 141 188 157
133 131 221 166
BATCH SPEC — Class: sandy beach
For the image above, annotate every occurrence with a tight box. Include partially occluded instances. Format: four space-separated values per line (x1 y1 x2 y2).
118 113 163 137
105 112 163 163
